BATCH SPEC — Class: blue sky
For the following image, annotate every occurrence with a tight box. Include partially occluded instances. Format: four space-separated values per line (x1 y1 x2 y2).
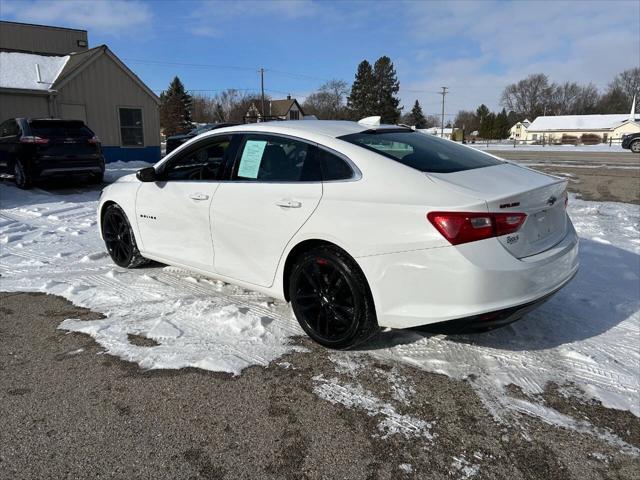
2 0 639 117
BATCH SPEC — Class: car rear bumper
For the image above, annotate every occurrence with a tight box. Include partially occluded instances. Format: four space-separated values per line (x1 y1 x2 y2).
33 156 105 178
357 218 579 329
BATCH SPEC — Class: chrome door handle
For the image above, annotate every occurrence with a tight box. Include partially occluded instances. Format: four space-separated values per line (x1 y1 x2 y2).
189 192 209 201
275 199 302 208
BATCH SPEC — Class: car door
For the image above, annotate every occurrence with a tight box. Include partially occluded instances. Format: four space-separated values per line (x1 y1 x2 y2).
210 133 323 287
135 134 236 271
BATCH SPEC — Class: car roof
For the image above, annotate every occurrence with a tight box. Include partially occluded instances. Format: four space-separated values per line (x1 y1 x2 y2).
210 120 405 140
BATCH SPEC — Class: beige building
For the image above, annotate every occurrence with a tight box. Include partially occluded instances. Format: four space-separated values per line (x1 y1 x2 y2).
245 96 305 122
517 109 639 144
0 21 160 163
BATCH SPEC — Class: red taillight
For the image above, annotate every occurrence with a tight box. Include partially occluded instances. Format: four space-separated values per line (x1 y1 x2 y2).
20 136 49 144
88 135 101 144
427 211 527 245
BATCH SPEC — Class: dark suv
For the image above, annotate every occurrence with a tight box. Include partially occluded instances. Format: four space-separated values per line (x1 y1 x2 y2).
0 118 105 189
622 133 640 153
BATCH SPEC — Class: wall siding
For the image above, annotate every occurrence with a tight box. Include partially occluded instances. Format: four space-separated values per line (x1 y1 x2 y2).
0 92 49 121
0 22 88 55
56 54 160 163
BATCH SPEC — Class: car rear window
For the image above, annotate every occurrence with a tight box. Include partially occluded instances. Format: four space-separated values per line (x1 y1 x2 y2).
338 130 503 173
29 120 94 138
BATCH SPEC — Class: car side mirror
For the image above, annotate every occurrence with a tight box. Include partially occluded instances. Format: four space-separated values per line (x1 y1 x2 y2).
136 167 157 182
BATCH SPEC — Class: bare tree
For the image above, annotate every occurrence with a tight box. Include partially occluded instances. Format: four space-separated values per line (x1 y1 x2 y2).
303 79 350 119
501 74 556 119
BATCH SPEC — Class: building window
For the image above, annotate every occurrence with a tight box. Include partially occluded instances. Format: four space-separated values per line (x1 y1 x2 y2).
532 134 538 141
119 108 144 146
289 110 299 120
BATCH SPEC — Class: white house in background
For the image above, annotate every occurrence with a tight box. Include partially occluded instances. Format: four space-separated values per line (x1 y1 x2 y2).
522 100 639 144
419 127 457 140
509 119 531 140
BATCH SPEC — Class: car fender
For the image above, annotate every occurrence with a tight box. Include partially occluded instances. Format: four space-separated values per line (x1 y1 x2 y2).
97 178 143 248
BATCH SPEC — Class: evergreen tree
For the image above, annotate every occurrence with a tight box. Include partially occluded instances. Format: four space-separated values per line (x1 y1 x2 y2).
160 76 193 136
495 108 510 139
476 104 491 138
373 56 401 124
407 100 427 128
347 60 375 119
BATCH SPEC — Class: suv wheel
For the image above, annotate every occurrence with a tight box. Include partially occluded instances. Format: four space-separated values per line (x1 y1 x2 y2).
14 160 32 189
289 246 379 349
631 140 640 153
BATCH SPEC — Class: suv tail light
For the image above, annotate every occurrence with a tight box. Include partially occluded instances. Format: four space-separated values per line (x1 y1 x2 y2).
20 136 49 144
427 211 527 245
88 135 101 144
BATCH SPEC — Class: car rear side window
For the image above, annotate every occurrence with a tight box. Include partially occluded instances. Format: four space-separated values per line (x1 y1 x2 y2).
29 120 93 138
317 148 354 181
339 130 503 173
233 135 321 182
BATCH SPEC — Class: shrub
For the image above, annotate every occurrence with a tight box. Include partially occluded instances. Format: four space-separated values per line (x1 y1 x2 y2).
581 133 602 145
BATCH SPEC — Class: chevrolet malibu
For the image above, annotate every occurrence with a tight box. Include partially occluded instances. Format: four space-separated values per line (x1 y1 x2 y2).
98 119 579 348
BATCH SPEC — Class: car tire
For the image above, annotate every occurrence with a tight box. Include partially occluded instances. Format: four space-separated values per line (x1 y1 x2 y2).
101 203 149 268
631 140 640 153
289 246 379 349
14 159 32 189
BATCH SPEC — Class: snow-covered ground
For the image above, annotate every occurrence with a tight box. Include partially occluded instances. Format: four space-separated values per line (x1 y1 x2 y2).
0 165 638 448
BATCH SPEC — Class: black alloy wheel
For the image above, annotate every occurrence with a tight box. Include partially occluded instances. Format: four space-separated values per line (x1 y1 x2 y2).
101 204 148 268
290 247 378 349
14 160 32 189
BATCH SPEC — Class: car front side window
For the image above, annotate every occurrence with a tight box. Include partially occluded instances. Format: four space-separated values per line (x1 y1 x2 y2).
233 134 321 182
163 136 230 181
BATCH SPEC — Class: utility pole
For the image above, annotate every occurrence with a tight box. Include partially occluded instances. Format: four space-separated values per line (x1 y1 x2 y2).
259 68 265 122
440 87 448 138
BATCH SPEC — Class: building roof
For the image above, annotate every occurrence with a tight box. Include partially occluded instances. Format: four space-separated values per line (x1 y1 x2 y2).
0 45 159 104
527 114 639 131
419 127 454 135
251 98 304 117
0 51 69 91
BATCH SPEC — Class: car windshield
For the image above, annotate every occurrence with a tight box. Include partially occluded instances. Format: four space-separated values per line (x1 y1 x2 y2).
339 130 503 173
29 120 94 138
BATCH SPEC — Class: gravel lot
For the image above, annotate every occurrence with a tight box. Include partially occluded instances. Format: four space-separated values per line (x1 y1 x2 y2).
1 292 638 479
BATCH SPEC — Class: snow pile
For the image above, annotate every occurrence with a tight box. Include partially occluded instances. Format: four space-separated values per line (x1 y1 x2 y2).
0 51 68 90
0 182 303 375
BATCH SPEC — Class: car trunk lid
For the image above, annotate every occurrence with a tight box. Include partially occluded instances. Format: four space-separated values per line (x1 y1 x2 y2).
427 163 568 258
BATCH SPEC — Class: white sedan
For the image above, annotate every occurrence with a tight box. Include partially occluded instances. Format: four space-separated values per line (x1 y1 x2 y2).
98 119 579 348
